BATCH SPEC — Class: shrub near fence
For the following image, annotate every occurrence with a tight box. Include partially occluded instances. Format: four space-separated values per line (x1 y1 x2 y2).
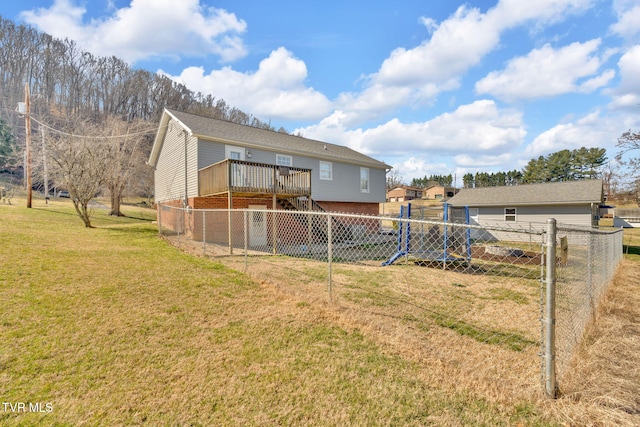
157 203 623 399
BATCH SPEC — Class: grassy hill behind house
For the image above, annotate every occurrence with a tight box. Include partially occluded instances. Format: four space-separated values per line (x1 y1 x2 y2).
1 194 638 425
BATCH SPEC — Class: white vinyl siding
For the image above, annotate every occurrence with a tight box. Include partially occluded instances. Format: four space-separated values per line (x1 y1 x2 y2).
319 161 332 180
154 124 198 203
473 205 593 227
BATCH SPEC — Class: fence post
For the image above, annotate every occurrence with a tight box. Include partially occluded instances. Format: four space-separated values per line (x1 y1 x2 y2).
244 210 248 272
177 207 182 245
202 209 206 256
545 218 557 398
327 213 333 300
157 203 162 236
587 232 593 310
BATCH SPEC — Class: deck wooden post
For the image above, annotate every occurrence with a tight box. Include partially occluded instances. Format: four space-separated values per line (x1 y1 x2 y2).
228 191 233 254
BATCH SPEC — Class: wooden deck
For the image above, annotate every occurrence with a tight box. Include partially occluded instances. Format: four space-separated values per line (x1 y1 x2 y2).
198 159 312 199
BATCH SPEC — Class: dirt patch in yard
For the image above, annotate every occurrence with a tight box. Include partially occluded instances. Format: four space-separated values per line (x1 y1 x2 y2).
471 245 543 265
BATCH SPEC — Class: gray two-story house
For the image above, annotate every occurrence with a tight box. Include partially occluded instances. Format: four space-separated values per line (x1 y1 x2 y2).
149 109 391 217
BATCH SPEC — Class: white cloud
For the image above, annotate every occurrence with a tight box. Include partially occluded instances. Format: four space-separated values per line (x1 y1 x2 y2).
489 0 594 29
376 0 593 89
298 100 526 163
476 39 614 101
20 0 247 63
335 0 595 124
377 6 498 87
608 45 640 109
454 153 513 167
610 0 640 40
391 157 451 183
524 110 620 158
19 0 87 42
163 47 332 121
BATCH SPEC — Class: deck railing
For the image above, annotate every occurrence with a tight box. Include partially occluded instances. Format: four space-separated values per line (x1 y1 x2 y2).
199 159 312 198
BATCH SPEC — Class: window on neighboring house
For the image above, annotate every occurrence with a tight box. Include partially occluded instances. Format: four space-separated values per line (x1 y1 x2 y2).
360 167 369 193
276 154 292 166
319 161 332 180
505 207 517 222
469 208 479 224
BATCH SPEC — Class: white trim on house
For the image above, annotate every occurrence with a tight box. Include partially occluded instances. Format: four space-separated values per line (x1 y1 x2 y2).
504 207 516 222
276 153 292 166
360 167 369 193
320 161 332 180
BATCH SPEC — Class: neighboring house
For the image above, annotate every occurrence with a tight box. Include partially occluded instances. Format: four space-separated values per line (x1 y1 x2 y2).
447 180 604 228
148 109 391 240
386 185 423 202
612 208 640 228
423 185 459 200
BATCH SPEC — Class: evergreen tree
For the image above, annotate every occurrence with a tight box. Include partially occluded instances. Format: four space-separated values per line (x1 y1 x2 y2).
0 118 19 172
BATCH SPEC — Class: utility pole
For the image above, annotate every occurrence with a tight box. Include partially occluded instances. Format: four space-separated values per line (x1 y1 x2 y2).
25 83 32 208
42 127 48 205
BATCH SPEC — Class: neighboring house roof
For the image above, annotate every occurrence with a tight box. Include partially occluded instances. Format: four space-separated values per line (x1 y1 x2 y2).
388 185 422 192
447 180 603 207
149 109 391 169
425 185 456 190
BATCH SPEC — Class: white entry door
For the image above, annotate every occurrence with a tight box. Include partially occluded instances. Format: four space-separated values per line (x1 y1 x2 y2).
248 205 267 247
225 145 245 186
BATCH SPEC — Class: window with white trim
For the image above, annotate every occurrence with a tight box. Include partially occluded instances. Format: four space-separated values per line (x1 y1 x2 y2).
276 154 292 166
504 207 516 222
360 167 369 193
319 161 332 180
469 208 479 223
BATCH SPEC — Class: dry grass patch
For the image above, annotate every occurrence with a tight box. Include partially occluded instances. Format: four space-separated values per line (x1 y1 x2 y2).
0 198 558 426
220 254 544 407
552 259 640 426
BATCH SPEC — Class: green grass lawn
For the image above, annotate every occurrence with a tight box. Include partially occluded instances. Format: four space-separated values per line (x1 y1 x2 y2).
0 197 561 426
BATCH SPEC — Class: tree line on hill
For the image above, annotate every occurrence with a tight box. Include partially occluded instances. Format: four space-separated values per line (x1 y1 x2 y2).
0 15 286 225
462 147 608 188
406 147 609 190
410 174 454 188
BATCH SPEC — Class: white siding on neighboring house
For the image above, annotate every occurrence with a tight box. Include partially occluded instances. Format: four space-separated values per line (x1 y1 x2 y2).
474 205 594 227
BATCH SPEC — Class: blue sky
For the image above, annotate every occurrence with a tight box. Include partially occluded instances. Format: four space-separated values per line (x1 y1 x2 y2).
2 0 640 185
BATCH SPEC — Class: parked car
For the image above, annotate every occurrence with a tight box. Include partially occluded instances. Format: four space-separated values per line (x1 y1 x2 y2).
58 191 70 198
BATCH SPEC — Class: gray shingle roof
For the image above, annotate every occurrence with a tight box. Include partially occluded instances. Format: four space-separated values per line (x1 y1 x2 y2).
161 109 391 169
447 180 603 207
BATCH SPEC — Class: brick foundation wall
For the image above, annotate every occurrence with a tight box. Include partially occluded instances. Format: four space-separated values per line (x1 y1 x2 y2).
315 201 379 216
158 198 382 245
192 196 275 209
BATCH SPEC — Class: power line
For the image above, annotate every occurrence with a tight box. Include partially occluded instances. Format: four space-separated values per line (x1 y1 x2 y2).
30 116 161 139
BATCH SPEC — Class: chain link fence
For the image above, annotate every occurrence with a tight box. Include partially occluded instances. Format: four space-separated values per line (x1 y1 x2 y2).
157 203 623 399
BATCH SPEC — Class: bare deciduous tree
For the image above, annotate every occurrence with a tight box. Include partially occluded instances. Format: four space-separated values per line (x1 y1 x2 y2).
617 131 640 206
100 117 153 216
47 120 109 227
386 169 404 190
